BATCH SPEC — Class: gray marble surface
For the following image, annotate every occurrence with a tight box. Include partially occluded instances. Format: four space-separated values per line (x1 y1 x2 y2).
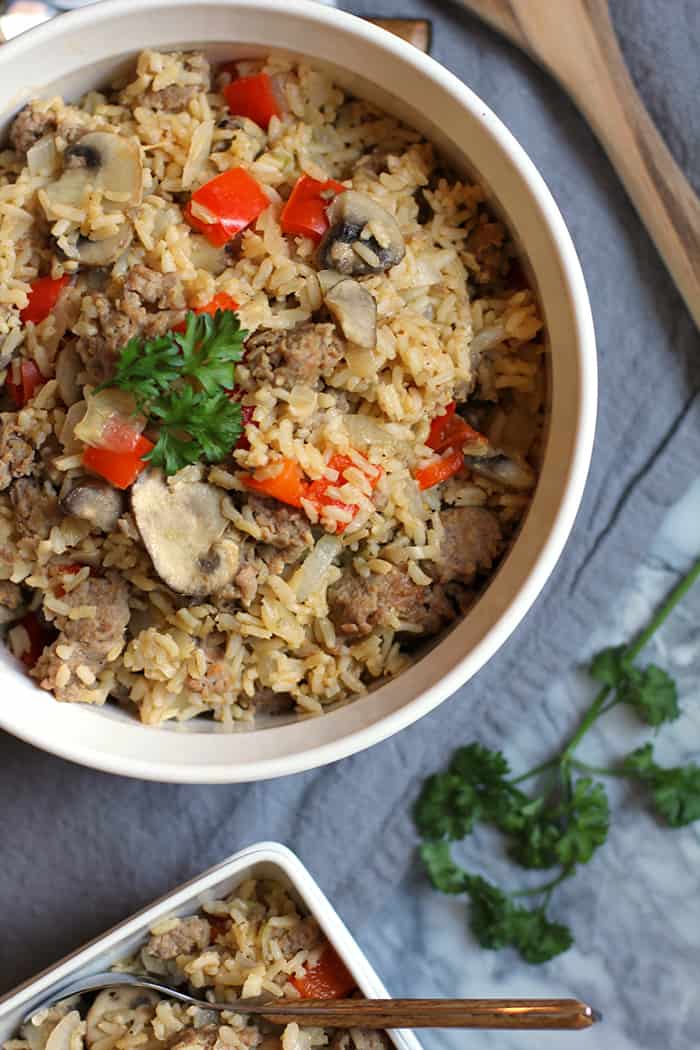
354 476 700 1050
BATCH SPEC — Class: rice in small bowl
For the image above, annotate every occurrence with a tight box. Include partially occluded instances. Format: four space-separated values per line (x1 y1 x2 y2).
0 0 596 782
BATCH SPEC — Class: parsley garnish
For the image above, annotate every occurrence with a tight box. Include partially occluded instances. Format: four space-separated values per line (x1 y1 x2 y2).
98 309 247 476
415 556 700 964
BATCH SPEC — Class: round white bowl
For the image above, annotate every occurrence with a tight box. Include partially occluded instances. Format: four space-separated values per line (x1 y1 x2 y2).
0 0 596 783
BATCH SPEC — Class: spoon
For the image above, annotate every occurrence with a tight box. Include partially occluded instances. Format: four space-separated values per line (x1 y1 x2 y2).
454 0 700 330
24 971 597 1031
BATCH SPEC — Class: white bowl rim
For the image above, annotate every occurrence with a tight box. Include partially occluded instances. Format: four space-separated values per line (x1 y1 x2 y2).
0 0 597 783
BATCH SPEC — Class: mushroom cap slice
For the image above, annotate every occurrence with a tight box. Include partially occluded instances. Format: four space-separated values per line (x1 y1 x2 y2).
45 1011 84 1050
86 988 159 1047
72 225 134 268
317 190 405 276
61 478 124 532
132 469 240 596
466 452 535 491
324 277 377 349
45 132 143 213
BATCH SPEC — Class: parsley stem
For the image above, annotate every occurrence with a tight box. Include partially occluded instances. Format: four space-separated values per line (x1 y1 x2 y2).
570 758 624 778
510 757 558 785
511 871 569 898
560 684 612 762
559 555 700 764
623 554 700 663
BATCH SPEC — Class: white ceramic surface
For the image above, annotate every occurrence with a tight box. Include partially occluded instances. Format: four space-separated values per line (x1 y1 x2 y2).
0 0 597 782
0 840 422 1050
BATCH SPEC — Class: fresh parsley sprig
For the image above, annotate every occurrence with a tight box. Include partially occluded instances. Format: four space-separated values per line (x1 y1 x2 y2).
415 555 700 964
98 309 248 476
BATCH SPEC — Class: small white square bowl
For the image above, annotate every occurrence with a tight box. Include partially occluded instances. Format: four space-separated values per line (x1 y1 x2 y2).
0 842 422 1050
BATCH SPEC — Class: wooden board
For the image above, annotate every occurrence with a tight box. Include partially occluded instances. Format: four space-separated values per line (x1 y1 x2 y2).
366 18 432 53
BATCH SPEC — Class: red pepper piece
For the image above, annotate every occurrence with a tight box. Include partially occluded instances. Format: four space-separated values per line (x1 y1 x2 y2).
20 274 70 325
185 167 269 246
6 360 43 408
83 435 154 490
280 175 346 242
305 453 382 532
243 457 307 508
224 72 282 130
414 446 465 490
291 946 356 1000
426 401 484 453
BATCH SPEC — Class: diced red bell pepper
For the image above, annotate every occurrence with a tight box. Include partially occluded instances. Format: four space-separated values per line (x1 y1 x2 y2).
196 292 239 317
20 274 70 325
291 946 357 1000
414 446 465 490
185 167 269 247
16 612 51 669
83 435 154 490
305 453 382 533
184 202 232 247
426 401 483 453
280 175 346 242
243 457 307 508
224 72 282 130
174 293 240 333
6 360 43 408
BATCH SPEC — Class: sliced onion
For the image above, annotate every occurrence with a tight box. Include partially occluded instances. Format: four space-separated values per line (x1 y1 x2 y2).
471 323 507 355
26 135 59 177
182 119 214 189
74 388 143 448
342 414 410 456
295 534 342 602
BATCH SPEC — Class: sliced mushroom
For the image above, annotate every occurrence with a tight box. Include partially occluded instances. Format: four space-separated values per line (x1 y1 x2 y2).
70 225 134 268
61 478 124 532
317 190 405 276
213 115 266 156
56 342 81 406
324 277 376 349
86 988 159 1047
45 1011 83 1050
131 469 240 596
45 132 143 213
466 451 535 491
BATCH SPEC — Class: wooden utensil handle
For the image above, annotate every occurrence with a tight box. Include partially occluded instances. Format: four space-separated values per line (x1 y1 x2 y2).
459 0 700 329
259 997 595 1030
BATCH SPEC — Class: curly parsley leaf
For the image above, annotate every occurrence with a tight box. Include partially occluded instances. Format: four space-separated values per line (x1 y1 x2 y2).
463 871 572 963
146 386 242 474
617 665 679 726
589 645 628 686
554 778 609 866
414 744 520 841
590 645 679 726
97 333 182 405
419 845 572 963
177 310 246 395
622 743 700 827
420 841 470 894
101 309 248 476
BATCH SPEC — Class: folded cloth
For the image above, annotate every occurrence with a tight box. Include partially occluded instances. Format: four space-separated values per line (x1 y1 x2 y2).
0 0 698 995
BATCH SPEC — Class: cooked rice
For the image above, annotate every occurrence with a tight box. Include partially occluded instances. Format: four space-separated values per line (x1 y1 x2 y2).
0 49 546 726
2 878 377 1050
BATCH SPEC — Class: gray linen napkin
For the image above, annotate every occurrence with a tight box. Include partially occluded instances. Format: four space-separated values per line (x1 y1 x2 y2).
1 0 698 996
